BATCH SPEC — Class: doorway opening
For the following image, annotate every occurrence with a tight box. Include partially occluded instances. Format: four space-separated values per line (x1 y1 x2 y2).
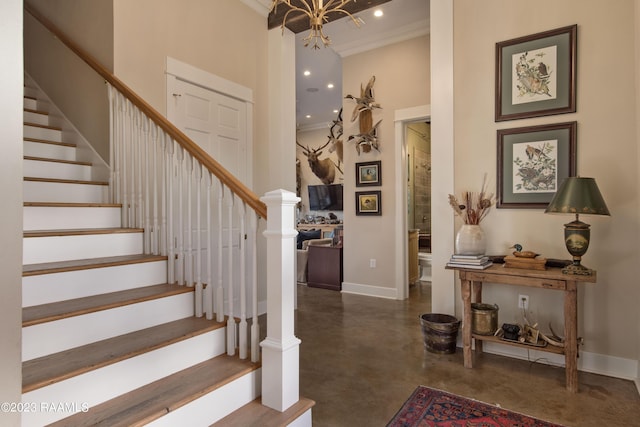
406 121 432 282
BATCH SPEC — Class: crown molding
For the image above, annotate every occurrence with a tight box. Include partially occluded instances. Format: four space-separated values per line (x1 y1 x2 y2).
332 19 429 57
241 0 272 17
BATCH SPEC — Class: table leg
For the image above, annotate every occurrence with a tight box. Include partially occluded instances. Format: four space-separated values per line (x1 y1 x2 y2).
461 276 473 368
471 281 483 354
564 281 578 393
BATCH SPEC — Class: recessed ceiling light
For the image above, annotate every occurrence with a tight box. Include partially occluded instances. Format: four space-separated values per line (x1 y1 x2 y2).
305 114 311 119
303 70 311 76
327 83 334 89
374 9 383 18
333 109 339 114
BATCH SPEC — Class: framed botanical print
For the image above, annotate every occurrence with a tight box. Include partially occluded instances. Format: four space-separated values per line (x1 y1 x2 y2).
355 161 381 187
497 122 576 208
355 191 381 216
495 25 577 121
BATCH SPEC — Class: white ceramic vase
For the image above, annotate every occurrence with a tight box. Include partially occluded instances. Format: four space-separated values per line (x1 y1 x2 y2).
455 224 486 255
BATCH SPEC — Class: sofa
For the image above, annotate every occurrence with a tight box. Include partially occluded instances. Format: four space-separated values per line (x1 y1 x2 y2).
297 238 333 284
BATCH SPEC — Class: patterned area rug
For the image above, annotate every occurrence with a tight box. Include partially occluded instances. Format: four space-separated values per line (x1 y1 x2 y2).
387 386 565 427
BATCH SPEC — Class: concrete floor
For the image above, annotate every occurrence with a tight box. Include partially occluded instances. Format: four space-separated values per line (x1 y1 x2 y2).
295 282 640 427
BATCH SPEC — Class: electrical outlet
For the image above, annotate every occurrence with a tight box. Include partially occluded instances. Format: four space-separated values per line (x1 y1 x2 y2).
370 259 376 268
518 294 529 310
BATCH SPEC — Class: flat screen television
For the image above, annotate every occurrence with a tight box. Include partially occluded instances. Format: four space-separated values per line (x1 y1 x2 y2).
308 184 343 211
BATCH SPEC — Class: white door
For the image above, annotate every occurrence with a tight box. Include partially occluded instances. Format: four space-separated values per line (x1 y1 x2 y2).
170 78 249 185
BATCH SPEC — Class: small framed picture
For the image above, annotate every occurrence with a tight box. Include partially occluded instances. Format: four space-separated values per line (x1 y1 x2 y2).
356 191 381 216
355 161 381 187
495 25 577 121
497 121 576 208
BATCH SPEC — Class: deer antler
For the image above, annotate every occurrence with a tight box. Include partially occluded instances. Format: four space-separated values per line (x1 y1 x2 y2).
296 140 311 155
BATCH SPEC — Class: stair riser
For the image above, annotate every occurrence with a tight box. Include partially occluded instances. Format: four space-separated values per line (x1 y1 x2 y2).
23 232 143 264
24 159 92 181
24 180 107 203
24 124 62 142
24 110 49 126
24 97 38 110
24 206 121 231
149 369 261 427
23 260 167 307
22 329 225 427
24 140 76 162
23 292 195 361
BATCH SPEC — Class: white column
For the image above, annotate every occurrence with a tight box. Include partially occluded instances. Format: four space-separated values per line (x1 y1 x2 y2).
260 189 301 412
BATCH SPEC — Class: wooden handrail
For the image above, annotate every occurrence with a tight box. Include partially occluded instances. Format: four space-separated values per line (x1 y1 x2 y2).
25 3 267 219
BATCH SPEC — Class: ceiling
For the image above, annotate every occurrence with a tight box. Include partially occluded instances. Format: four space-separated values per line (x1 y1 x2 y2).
284 0 430 130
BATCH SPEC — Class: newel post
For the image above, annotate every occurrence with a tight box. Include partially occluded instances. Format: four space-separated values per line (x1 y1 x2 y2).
260 189 301 411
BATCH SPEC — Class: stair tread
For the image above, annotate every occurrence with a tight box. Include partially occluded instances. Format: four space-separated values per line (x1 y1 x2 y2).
24 137 76 147
212 397 315 427
23 283 193 327
24 227 143 238
24 107 48 115
23 316 224 393
48 355 259 427
24 121 62 131
23 254 166 276
24 176 108 185
24 202 122 208
24 155 92 166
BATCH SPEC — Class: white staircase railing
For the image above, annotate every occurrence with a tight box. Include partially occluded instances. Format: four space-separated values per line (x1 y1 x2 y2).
108 86 260 361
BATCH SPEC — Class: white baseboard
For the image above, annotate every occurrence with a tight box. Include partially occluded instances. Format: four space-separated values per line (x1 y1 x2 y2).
341 282 398 299
478 341 639 384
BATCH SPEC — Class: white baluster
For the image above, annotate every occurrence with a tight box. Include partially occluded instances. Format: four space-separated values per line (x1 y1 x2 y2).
107 84 115 203
216 180 224 322
238 201 247 360
136 109 144 229
185 154 194 287
151 125 159 255
167 140 176 284
226 187 235 356
160 133 169 257
121 99 130 228
143 116 151 253
205 171 213 320
250 213 260 363
176 146 185 285
195 162 203 317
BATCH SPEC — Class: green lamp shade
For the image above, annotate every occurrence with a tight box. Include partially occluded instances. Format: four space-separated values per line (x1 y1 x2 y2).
545 177 610 216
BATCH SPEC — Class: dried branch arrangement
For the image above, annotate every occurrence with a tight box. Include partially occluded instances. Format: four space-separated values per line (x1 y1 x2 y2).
448 174 494 225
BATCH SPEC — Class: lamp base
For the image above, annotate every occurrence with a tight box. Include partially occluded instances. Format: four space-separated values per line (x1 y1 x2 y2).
562 262 594 276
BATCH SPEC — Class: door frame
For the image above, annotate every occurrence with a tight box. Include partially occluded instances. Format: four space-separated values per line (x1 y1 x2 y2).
165 56 254 187
394 105 430 300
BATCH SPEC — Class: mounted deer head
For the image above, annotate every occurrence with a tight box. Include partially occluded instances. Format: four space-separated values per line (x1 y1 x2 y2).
297 140 336 185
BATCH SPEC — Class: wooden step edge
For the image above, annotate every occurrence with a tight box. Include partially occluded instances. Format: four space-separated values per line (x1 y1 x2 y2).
212 397 316 427
24 202 122 208
24 107 48 115
48 355 260 427
24 95 37 101
24 228 144 238
23 316 225 393
23 254 167 277
24 155 92 166
24 137 76 148
24 121 62 131
22 283 193 327
24 176 108 185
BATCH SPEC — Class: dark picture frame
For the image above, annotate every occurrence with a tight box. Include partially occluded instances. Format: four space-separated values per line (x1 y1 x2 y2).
355 191 381 216
495 25 577 121
355 161 382 187
497 121 576 208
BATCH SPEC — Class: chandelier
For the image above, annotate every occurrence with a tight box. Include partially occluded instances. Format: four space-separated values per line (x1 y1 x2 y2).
270 0 360 49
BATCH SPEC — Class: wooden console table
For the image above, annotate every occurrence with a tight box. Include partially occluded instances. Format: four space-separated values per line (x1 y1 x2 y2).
307 244 343 291
447 263 596 392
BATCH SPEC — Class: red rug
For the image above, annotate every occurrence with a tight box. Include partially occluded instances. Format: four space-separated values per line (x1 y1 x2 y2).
387 386 565 427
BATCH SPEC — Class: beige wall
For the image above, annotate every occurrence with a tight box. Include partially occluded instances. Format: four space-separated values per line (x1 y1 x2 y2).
0 0 23 424
454 0 639 362
342 35 430 292
24 0 112 161
113 0 270 195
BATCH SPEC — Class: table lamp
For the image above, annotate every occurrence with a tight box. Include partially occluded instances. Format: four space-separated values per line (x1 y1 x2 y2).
544 177 610 275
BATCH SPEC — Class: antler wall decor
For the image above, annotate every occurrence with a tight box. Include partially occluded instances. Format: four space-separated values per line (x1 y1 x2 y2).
345 76 382 154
